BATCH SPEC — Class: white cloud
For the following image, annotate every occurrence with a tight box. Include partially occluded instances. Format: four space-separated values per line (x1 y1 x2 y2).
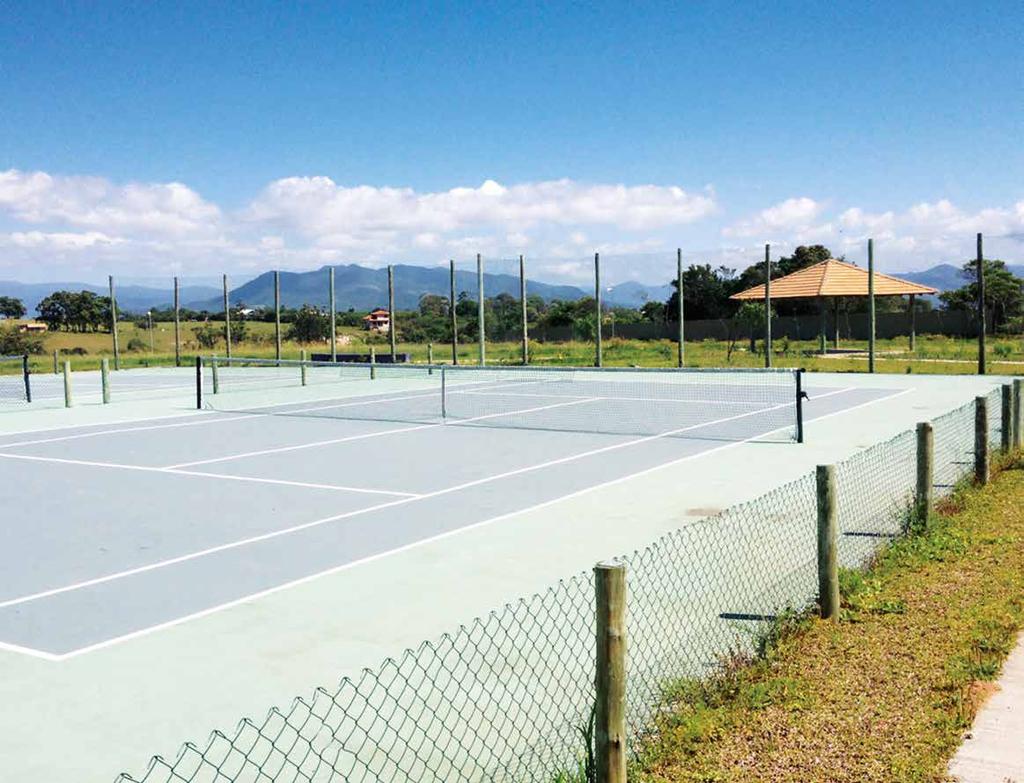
723 197 824 239
8 230 123 249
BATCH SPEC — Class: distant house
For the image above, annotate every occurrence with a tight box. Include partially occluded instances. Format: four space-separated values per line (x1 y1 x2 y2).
17 322 48 333
363 308 390 332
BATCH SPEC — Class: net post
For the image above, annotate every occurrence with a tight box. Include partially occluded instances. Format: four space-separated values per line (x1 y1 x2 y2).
915 422 934 526
62 360 73 408
211 358 219 394
975 395 989 484
449 259 458 365
300 349 308 387
427 342 433 375
22 354 31 403
440 365 447 420
594 561 627 783
796 368 806 443
195 356 203 409
53 348 59 375
1013 378 1023 450
370 346 376 380
101 358 110 404
1002 383 1012 452
816 465 839 620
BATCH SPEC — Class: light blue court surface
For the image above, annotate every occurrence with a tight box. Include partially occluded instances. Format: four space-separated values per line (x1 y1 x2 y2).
0 366 1012 782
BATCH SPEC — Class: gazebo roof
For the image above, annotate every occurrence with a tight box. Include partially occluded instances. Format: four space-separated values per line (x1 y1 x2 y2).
730 259 938 301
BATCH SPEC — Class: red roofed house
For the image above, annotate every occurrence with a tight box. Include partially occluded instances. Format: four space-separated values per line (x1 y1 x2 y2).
363 308 391 332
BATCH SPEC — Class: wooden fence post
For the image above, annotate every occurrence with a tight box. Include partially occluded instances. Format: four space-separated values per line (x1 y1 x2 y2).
62 360 73 408
594 562 627 783
300 349 307 387
817 465 839 620
916 422 933 525
975 396 989 484
101 358 110 404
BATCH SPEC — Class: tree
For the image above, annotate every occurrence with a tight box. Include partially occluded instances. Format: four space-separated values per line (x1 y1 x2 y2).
940 258 1024 330
0 323 44 354
0 296 26 319
664 264 735 321
287 305 331 343
777 245 831 277
35 290 110 332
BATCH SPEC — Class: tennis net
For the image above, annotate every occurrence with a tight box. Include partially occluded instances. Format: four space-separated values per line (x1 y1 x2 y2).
197 356 805 442
0 354 31 404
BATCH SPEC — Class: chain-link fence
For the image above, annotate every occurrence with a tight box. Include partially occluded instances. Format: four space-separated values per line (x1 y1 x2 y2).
116 384 1018 783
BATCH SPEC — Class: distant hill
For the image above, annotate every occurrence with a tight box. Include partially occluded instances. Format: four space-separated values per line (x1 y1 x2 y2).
188 264 598 311
892 262 1024 299
0 280 220 314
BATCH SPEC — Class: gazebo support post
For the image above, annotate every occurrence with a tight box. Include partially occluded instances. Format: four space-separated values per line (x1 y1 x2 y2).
908 294 917 352
833 297 840 349
818 297 827 353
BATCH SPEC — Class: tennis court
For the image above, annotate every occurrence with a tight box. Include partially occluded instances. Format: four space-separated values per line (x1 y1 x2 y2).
0 361 894 658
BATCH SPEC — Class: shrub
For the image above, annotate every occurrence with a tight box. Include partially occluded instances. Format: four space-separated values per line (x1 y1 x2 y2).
0 324 45 355
126 337 148 352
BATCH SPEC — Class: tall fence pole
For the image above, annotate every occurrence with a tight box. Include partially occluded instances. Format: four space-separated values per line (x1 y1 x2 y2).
274 270 282 363
594 562 627 783
223 274 232 360
519 254 529 365
816 464 839 620
300 348 307 386
594 252 603 368
868 238 876 373
477 253 485 366
764 243 772 368
195 356 203 410
907 294 916 353
916 422 934 524
1002 383 1013 452
109 275 120 370
388 265 397 361
53 348 58 374
101 357 110 404
977 233 986 375
22 355 31 402
449 259 458 365
975 395 989 484
329 266 337 362
62 360 73 408
1014 378 1023 450
677 248 684 368
173 276 181 367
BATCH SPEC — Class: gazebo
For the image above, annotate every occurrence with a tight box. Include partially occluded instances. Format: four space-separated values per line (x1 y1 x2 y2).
729 258 938 352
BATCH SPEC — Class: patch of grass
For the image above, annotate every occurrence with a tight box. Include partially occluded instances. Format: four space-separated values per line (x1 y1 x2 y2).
632 459 1024 783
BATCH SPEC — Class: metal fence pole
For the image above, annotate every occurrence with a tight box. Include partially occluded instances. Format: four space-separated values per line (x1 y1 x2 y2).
520 254 529 365
594 252 603 368
109 275 120 370
677 248 684 368
1002 383 1013 452
53 348 58 374
62 360 73 408
868 238 876 373
101 357 110 404
427 342 434 375
764 243 772 368
916 422 933 524
329 266 337 363
300 349 307 387
370 346 376 380
211 358 219 394
449 259 458 365
816 465 839 620
223 274 232 360
977 233 986 375
195 356 203 410
174 276 181 367
975 395 989 484
1014 378 1023 450
22 354 31 402
274 270 282 363
908 294 916 353
477 253 485 366
388 265 397 361
594 561 627 783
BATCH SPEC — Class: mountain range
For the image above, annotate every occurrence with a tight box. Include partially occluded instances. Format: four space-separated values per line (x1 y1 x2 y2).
2 261 1020 316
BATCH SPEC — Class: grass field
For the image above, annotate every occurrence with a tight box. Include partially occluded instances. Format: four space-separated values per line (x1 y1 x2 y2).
5 319 1024 376
632 455 1024 782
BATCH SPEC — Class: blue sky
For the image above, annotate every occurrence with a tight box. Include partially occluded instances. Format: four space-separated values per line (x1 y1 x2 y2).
1 0 1022 284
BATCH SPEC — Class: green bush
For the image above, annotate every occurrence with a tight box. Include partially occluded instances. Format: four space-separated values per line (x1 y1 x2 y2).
0 324 45 355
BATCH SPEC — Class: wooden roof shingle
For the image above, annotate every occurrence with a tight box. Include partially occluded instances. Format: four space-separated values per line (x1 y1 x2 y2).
730 259 938 301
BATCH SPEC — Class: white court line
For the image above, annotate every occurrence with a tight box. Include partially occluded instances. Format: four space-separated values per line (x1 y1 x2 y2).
456 388 776 405
17 385 894 662
0 452 419 498
0 391 828 615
